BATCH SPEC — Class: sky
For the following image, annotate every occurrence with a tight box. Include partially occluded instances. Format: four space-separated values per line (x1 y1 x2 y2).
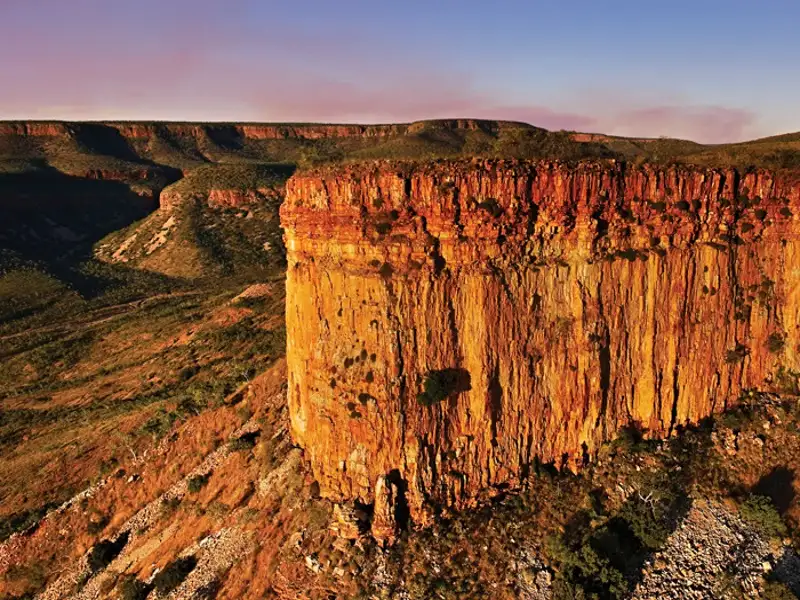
2 0 799 143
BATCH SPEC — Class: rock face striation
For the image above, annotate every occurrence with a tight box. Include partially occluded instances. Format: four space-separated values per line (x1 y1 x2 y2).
281 159 800 526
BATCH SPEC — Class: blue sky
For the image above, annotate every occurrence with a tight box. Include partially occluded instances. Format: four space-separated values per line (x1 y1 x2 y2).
2 0 798 142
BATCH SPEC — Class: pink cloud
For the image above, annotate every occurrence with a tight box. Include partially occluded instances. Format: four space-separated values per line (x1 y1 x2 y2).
597 105 758 144
0 9 762 143
245 70 598 132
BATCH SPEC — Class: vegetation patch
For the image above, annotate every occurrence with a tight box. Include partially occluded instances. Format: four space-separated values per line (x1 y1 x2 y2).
739 495 787 539
0 502 59 542
187 473 210 493
767 332 786 354
725 344 749 364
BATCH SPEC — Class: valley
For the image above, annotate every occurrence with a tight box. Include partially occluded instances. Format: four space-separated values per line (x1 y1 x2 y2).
1 120 800 599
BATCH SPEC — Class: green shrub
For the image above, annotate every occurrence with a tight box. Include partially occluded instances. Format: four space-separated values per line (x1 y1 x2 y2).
178 365 199 381
187 474 209 494
202 319 285 358
228 433 257 452
718 408 754 430
0 503 58 542
739 495 787 538
774 366 800 395
141 411 172 439
87 514 109 535
616 495 678 550
610 424 648 454
545 524 629 599
725 344 749 364
233 295 270 310
767 333 786 354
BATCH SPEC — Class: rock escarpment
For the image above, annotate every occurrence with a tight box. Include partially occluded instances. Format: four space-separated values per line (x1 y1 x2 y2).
0 118 524 145
281 159 800 527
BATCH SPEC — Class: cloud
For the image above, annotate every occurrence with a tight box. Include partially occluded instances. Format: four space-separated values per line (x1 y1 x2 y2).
597 105 758 144
248 71 597 132
0 6 763 143
248 73 757 142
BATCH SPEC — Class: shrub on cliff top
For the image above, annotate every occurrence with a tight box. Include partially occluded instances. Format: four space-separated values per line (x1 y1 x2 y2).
762 580 797 600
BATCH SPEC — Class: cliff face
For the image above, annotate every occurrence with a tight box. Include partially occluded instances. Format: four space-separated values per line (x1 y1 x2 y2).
158 186 281 212
281 159 800 526
0 119 520 143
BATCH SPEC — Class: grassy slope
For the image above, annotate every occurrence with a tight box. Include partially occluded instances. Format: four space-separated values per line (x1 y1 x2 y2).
0 275 285 535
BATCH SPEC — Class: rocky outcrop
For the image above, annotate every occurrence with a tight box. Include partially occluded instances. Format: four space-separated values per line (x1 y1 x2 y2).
0 122 72 136
0 119 529 145
632 500 799 599
207 188 281 208
281 159 800 524
158 186 280 212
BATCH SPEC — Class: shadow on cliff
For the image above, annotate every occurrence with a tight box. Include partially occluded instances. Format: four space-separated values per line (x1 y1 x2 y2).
753 466 796 516
771 551 800 597
72 123 191 175
0 171 178 299
387 469 411 531
417 368 472 406
73 124 150 163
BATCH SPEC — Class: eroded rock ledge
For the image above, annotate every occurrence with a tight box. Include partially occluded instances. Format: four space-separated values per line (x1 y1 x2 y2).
280 159 800 529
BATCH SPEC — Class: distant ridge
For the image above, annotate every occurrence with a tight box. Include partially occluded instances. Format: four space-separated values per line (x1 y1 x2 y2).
1 118 798 172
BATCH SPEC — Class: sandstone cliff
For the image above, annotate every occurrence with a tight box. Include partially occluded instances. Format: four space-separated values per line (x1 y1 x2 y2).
281 159 800 527
0 118 526 143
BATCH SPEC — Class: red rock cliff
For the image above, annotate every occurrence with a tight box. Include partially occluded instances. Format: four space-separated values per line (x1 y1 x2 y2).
0 119 522 144
281 160 800 525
